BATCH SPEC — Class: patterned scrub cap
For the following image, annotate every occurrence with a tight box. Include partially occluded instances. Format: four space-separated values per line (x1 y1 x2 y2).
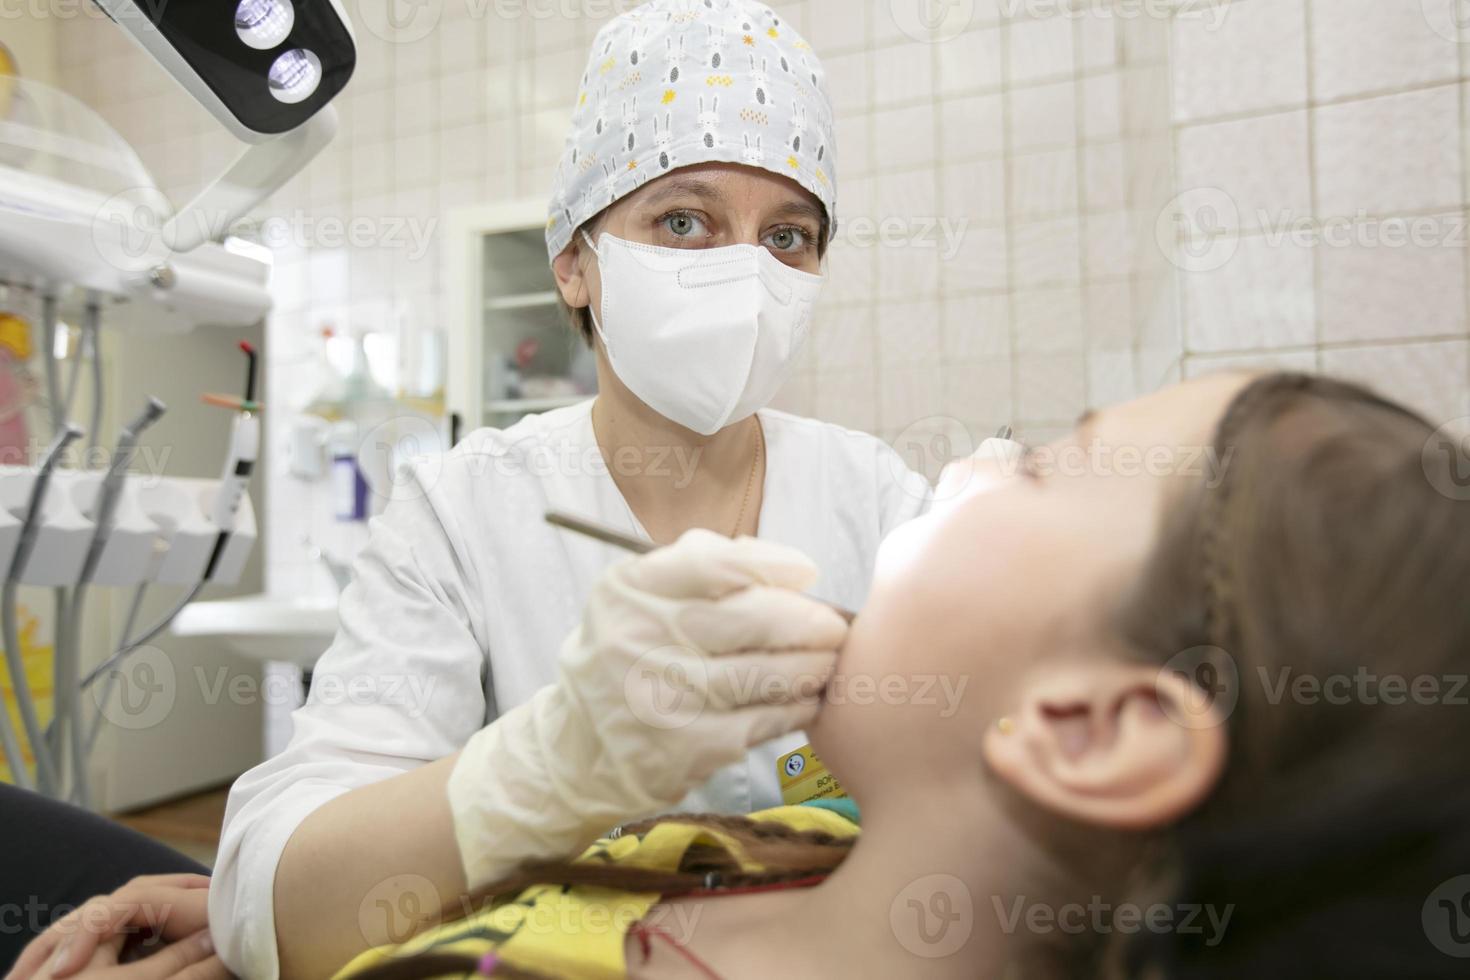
544 0 838 262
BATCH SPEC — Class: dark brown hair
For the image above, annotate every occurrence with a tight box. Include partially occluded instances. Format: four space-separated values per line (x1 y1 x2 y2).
353 373 1470 979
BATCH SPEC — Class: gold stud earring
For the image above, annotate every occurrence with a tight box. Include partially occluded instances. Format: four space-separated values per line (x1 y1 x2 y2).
995 716 1016 735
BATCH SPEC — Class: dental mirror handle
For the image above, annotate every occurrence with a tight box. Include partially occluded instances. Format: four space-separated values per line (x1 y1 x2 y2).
545 510 857 623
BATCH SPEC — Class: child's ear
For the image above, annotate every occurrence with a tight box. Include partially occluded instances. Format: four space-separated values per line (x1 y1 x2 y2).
982 662 1228 829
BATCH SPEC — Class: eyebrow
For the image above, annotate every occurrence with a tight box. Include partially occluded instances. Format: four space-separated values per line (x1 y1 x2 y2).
637 177 825 228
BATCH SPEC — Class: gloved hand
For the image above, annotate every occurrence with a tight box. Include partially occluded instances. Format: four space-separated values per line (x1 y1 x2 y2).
447 528 848 890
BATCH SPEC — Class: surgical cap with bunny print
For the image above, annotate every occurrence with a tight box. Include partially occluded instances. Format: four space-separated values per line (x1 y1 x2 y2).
544 0 838 262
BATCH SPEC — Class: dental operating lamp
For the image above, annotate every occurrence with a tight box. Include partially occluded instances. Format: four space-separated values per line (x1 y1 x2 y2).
90 0 356 251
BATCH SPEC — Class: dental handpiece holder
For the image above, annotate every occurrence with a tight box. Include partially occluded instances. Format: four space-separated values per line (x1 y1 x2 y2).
0 470 256 588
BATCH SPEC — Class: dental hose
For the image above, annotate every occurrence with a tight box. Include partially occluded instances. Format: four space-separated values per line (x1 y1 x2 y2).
40 294 62 434
3 424 82 796
60 397 165 808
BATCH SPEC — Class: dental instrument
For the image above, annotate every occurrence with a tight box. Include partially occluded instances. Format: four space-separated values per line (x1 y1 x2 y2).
1 424 82 794
55 397 167 808
544 510 859 624
81 342 262 694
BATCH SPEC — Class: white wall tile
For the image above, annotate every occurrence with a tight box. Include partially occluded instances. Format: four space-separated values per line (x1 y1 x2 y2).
1310 0 1462 102
1314 85 1464 219
1318 215 1469 342
1177 110 1312 234
1014 288 1085 354
1008 16 1075 85
872 104 937 171
943 294 1012 361
938 26 1003 95
1182 234 1317 352
1171 0 1308 123
875 41 936 107
1009 81 1078 152
878 301 942 367
1015 352 1088 422
1321 340 1470 425
939 94 1005 159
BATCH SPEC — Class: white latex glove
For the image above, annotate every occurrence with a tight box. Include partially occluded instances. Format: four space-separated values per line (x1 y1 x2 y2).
933 436 1026 508
447 528 848 890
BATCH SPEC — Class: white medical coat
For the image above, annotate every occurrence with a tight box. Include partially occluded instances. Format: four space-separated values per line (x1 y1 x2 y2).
209 402 932 978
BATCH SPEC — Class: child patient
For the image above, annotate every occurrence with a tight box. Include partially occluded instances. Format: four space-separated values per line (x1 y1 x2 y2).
341 370 1470 979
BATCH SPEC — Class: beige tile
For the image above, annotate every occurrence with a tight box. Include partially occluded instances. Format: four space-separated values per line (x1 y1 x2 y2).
1008 81 1079 152
1314 85 1464 219
1319 214 1469 342
1172 0 1308 123
1082 74 1122 143
814 367 880 432
873 104 939 171
1015 353 1089 423
1182 232 1317 353
941 360 1014 430
1012 218 1082 289
879 366 949 433
875 41 937 107
938 25 1004 95
812 305 877 372
940 94 1006 159
1181 350 1319 378
878 301 943 367
1084 280 1135 351
1176 110 1312 234
942 294 1013 361
1321 340 1470 426
1083 210 1136 280
1084 142 1127 212
1014 288 1085 354
943 226 1010 293
1010 148 1080 221
943 159 1007 228
1087 350 1137 406
807 0 871 51
1008 15 1075 85
1310 0 1462 102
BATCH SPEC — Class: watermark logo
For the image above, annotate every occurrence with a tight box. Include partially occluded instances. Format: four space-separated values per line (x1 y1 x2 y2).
890 0 977 44
1422 417 1470 501
1157 645 1239 729
91 645 176 731
91 187 175 276
358 874 443 950
352 0 444 43
889 415 978 503
1422 0 1470 43
1156 187 1239 273
891 874 974 958
994 894 1233 945
624 645 708 731
359 415 446 507
1424 875 1470 957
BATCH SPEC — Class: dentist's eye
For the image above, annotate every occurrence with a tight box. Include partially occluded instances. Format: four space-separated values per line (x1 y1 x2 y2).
660 210 708 240
765 225 813 254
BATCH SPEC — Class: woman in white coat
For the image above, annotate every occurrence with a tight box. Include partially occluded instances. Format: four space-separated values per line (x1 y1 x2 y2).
208 2 931 977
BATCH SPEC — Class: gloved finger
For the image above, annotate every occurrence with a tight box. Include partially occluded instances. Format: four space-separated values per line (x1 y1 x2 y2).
675 586 849 655
703 650 837 712
619 528 820 599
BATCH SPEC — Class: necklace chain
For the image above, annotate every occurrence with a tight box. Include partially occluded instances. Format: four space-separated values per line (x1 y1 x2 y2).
729 420 764 538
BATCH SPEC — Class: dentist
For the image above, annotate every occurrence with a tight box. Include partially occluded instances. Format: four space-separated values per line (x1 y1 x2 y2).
210 2 931 977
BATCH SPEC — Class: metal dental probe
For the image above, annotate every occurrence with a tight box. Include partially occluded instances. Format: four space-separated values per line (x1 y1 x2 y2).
544 510 858 623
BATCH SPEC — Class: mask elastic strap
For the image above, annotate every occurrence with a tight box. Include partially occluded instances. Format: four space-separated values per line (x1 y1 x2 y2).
578 229 612 348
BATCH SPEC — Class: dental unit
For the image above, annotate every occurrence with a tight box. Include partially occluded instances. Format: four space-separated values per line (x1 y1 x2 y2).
0 0 357 802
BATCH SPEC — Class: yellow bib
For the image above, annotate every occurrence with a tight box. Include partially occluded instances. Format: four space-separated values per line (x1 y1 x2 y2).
333 805 858 980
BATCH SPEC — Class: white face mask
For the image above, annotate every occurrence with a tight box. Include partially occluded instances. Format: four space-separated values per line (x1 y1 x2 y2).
580 230 825 436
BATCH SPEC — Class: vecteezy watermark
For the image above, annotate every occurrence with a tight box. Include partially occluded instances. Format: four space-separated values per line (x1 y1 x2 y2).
624 650 970 731
0 895 181 940
1422 417 1470 502
1258 666 1469 708
358 874 443 949
993 895 1234 947
1421 0 1470 44
90 190 440 276
1155 187 1240 274
1023 440 1235 488
350 0 643 44
891 874 974 958
1424 875 1470 958
1157 645 1240 730
1001 0 1229 29
890 416 979 503
358 416 705 508
91 645 177 732
889 0 979 45
838 216 971 262
0 0 153 22
0 437 173 479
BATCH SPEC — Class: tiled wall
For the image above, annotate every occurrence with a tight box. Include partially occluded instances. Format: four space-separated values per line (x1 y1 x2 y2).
1169 0 1470 427
49 0 1470 600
